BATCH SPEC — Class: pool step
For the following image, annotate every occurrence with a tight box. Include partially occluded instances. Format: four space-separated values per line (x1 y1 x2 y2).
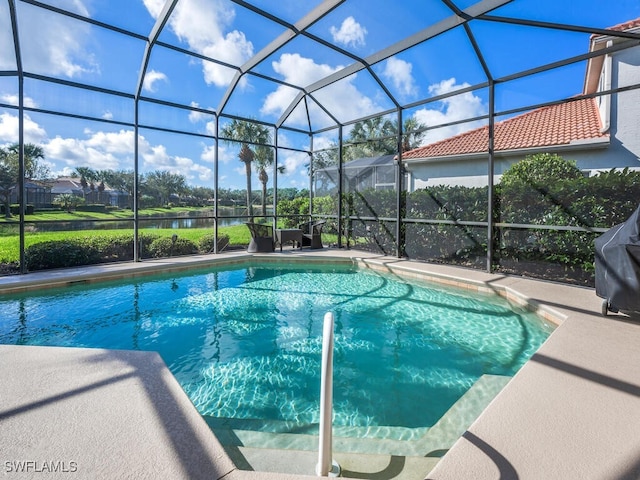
206 374 511 457
228 445 442 479
204 416 428 440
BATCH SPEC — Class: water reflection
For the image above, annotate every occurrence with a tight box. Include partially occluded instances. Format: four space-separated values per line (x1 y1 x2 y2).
27 210 257 232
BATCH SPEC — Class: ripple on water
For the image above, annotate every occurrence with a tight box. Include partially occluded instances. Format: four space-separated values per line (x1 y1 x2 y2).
0 263 553 431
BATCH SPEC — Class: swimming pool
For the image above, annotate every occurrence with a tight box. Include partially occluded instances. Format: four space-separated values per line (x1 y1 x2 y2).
0 262 553 444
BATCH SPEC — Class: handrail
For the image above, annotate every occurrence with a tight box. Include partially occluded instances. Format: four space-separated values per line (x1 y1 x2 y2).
316 311 341 477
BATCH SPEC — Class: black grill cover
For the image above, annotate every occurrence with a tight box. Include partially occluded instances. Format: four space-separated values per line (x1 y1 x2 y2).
595 204 640 311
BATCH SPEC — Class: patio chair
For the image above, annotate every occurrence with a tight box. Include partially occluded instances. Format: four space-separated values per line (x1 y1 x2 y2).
298 220 325 249
245 222 274 253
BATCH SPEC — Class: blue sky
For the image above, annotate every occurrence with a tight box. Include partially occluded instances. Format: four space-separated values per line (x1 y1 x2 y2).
0 0 639 191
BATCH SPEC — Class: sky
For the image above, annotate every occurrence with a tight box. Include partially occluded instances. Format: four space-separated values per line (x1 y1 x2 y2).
0 0 639 191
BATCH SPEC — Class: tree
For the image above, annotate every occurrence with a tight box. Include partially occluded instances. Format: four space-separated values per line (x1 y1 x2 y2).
220 119 273 218
254 144 284 216
74 167 98 199
100 169 135 208
400 116 426 152
8 143 49 180
145 170 187 206
189 186 215 206
0 150 18 218
0 143 50 218
344 115 427 161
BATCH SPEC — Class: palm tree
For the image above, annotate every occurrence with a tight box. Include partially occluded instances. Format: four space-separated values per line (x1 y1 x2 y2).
253 144 284 216
238 143 254 215
74 167 99 200
399 117 426 152
8 143 48 179
345 115 427 160
220 119 273 218
53 193 83 213
0 148 18 218
2 143 49 215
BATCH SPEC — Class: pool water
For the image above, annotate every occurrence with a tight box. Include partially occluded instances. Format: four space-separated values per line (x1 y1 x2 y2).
0 263 553 432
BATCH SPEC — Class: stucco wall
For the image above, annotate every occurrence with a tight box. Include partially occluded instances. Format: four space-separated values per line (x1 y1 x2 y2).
405 45 640 191
608 46 640 167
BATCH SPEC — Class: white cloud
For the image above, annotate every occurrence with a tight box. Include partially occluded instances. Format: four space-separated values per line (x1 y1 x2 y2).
143 69 168 93
189 102 205 123
142 143 171 168
1 94 38 109
215 144 237 165
55 0 90 16
382 56 418 99
201 144 217 162
0 109 215 185
413 78 486 145
330 16 367 48
141 0 164 18
45 135 121 170
188 101 215 123
143 0 253 88
279 150 309 178
0 112 47 144
313 76 379 124
102 111 113 120
201 31 252 87
309 134 336 152
204 120 216 136
45 129 136 172
18 0 97 78
139 142 212 183
262 53 381 126
83 129 136 155
262 53 337 121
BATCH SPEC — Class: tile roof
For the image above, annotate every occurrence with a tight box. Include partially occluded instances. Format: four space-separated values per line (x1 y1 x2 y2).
593 17 640 37
403 97 608 160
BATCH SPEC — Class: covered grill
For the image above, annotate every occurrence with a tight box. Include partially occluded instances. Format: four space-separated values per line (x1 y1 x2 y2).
595 204 640 315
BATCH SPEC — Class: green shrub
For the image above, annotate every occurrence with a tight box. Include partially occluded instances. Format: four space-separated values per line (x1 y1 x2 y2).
198 233 229 253
76 204 108 213
148 236 198 258
23 233 164 270
276 196 310 228
500 153 583 188
0 204 35 215
25 240 102 270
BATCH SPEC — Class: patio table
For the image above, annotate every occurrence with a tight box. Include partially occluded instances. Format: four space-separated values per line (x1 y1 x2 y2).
275 228 302 252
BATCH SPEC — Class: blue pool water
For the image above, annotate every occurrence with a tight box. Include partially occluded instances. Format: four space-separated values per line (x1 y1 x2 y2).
0 263 553 431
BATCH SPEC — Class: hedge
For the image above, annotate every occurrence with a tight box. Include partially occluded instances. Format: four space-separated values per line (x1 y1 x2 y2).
341 167 640 286
24 232 231 271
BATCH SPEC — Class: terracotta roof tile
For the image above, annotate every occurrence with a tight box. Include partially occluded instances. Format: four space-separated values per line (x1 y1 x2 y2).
593 17 640 37
403 97 608 160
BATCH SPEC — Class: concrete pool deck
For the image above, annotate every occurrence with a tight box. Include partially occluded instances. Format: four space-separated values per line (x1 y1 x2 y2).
0 249 639 479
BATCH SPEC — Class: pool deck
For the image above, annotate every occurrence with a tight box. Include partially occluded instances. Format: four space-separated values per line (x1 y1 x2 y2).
1 249 639 479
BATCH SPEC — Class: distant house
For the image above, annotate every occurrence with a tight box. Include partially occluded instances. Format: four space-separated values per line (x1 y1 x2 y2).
314 154 397 194
9 180 53 208
51 177 130 208
50 177 85 197
401 17 640 190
